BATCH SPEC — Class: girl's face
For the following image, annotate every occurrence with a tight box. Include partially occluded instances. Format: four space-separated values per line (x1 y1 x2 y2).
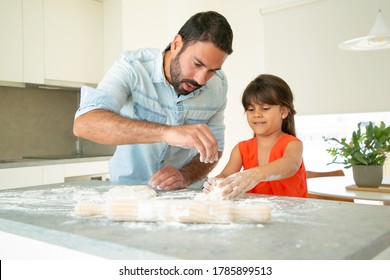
246 102 288 136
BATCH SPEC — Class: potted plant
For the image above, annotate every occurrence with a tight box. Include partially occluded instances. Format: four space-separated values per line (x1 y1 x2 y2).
324 121 390 187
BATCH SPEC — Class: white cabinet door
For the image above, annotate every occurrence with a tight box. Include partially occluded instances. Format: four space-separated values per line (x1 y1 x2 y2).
64 161 109 178
23 0 45 84
44 0 104 85
0 0 23 84
0 0 103 87
0 160 109 190
0 166 43 190
42 164 65 185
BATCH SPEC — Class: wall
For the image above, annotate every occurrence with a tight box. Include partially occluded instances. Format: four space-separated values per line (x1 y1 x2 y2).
0 86 115 159
0 86 79 159
262 0 390 115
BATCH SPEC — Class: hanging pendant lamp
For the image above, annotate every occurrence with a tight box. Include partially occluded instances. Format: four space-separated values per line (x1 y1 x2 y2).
339 9 390 51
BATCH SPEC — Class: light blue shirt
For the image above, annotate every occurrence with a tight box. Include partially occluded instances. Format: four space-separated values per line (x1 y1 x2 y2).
75 48 228 188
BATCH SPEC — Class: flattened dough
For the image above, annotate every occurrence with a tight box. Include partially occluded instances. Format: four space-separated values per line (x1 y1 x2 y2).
104 185 157 201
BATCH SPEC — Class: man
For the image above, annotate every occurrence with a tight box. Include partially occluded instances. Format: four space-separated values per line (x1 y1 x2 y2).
73 11 233 190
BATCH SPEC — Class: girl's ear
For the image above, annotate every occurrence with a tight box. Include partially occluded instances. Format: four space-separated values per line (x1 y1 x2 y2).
281 107 289 119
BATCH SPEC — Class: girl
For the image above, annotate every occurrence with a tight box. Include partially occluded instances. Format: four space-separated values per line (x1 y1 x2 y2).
204 74 307 199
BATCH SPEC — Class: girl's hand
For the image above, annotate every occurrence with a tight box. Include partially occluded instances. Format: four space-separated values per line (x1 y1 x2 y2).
202 177 219 193
220 169 260 199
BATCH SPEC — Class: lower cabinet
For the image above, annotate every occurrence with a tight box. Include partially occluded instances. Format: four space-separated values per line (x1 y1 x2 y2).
0 166 43 189
0 160 109 190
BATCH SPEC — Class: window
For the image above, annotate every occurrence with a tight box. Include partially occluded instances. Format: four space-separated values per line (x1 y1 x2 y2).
296 112 390 176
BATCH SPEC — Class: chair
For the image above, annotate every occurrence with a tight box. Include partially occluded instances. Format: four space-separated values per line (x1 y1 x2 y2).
306 169 345 179
306 169 353 202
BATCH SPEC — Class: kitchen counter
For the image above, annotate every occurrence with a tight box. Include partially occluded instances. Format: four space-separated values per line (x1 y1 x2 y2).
1 180 390 260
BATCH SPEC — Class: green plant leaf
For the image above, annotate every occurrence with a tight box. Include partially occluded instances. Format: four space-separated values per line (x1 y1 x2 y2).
323 121 390 168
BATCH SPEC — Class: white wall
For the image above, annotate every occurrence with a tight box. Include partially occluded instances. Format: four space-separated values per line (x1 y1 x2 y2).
262 0 390 115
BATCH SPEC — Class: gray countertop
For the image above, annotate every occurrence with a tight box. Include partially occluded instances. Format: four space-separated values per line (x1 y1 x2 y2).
0 180 390 260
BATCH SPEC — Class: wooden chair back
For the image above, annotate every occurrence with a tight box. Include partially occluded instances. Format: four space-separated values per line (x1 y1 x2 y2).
307 169 352 202
306 170 345 179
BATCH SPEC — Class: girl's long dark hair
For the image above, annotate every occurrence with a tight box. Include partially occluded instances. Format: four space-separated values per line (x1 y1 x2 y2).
242 74 297 136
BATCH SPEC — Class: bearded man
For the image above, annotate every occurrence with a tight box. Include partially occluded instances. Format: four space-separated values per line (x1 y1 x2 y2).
73 11 233 190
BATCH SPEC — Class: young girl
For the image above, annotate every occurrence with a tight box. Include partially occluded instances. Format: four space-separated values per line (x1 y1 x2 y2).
204 74 307 199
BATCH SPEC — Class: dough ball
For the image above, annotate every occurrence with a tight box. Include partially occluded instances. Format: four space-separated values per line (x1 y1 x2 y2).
104 185 157 201
194 178 226 201
194 186 226 201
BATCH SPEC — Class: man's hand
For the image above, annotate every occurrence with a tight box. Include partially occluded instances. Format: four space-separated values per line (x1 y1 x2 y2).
149 165 187 190
164 124 219 164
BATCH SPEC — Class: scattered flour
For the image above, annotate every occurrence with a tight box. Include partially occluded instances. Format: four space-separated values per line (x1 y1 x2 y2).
103 185 157 201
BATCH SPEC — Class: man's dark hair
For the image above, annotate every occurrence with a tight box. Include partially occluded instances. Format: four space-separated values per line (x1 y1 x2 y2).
178 11 233 55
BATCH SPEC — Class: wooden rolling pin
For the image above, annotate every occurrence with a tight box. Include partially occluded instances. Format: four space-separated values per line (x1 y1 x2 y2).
74 199 271 224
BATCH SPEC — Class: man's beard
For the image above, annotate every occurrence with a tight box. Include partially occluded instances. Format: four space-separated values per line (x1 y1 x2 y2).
170 54 202 96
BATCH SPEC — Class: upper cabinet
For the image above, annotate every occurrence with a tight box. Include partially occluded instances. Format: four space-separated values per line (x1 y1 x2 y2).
0 0 103 88
44 0 103 87
0 0 23 85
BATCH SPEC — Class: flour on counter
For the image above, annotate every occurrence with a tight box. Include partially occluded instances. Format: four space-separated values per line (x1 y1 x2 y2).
0 183 296 226
103 185 157 201
0 185 103 215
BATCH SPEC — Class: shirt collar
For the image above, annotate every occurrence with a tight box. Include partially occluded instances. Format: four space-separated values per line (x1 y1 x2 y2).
151 49 166 83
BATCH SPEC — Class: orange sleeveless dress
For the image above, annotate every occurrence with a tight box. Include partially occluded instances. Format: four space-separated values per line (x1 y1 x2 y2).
238 133 308 198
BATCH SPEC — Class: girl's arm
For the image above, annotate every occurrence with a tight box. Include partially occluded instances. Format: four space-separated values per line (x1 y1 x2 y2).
221 140 303 199
216 144 243 178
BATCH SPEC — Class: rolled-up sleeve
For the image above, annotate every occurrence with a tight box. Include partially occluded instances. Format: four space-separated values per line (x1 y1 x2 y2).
75 59 132 119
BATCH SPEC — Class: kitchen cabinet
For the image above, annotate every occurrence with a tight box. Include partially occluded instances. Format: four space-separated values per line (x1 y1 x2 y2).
0 0 23 84
0 166 43 189
42 164 65 185
44 0 103 86
23 0 44 84
0 0 103 87
0 159 110 190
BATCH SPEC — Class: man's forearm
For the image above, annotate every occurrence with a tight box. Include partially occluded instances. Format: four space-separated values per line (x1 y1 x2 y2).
74 109 221 165
180 152 223 186
73 109 166 145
